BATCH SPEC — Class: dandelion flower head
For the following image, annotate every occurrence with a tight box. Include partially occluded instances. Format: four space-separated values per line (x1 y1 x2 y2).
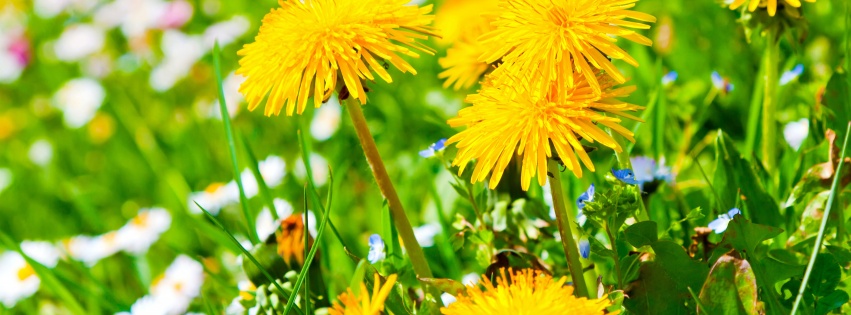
329 273 397 315
237 0 436 116
479 0 655 95
433 0 499 46
448 70 643 190
441 268 617 315
728 0 816 17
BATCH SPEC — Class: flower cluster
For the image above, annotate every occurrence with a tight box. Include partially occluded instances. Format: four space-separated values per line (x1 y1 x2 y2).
445 0 655 190
119 255 205 315
0 208 171 307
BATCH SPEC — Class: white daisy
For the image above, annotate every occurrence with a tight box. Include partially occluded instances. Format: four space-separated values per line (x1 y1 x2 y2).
28 139 53 167
309 98 342 141
149 30 205 91
53 24 105 62
53 78 105 128
62 233 122 266
0 241 61 307
294 153 329 187
117 208 172 255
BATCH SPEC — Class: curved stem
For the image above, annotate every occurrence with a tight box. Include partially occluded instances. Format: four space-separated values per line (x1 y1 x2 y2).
547 160 590 298
342 98 434 281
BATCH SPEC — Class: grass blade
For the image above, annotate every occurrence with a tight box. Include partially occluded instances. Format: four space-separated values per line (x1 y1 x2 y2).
242 132 278 220
284 130 334 314
196 202 305 315
790 122 851 314
212 42 258 244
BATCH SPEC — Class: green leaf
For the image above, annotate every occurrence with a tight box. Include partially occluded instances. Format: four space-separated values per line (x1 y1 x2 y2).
698 254 760 315
815 290 849 315
713 130 782 226
807 253 841 297
624 241 709 314
722 215 783 255
625 221 658 247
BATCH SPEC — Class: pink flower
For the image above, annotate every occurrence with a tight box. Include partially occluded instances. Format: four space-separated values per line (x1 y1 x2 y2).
159 0 193 29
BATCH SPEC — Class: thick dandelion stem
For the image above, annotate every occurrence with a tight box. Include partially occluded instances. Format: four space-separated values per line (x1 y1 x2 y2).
343 97 434 281
547 160 590 298
761 29 780 173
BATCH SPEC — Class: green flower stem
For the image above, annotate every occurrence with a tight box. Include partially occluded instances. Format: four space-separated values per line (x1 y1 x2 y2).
761 29 780 173
547 160 590 298
613 134 650 222
604 222 624 290
342 97 433 281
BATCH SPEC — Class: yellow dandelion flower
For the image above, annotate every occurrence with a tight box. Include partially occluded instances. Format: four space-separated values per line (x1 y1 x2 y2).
236 0 436 116
479 0 655 95
447 69 642 190
441 268 617 314
330 273 397 315
438 22 500 90
433 0 499 46
729 0 816 17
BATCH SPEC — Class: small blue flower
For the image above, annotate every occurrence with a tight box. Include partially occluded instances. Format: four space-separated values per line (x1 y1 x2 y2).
780 64 804 85
711 71 734 93
419 138 447 158
576 184 595 210
612 168 639 185
579 237 591 259
707 208 742 234
367 234 386 263
662 71 678 86
630 156 657 189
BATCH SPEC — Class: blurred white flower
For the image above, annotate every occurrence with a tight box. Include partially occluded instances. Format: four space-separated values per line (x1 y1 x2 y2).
117 208 172 255
259 155 286 188
188 155 286 214
294 154 329 187
150 30 205 91
28 140 53 166
461 273 480 286
0 168 12 194
54 24 105 62
94 0 168 37
21 241 61 268
54 78 105 128
441 293 457 306
310 98 342 141
784 118 809 151
188 182 238 215
124 255 205 315
202 15 250 48
62 233 122 266
414 223 441 247
208 73 246 119
0 251 40 307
